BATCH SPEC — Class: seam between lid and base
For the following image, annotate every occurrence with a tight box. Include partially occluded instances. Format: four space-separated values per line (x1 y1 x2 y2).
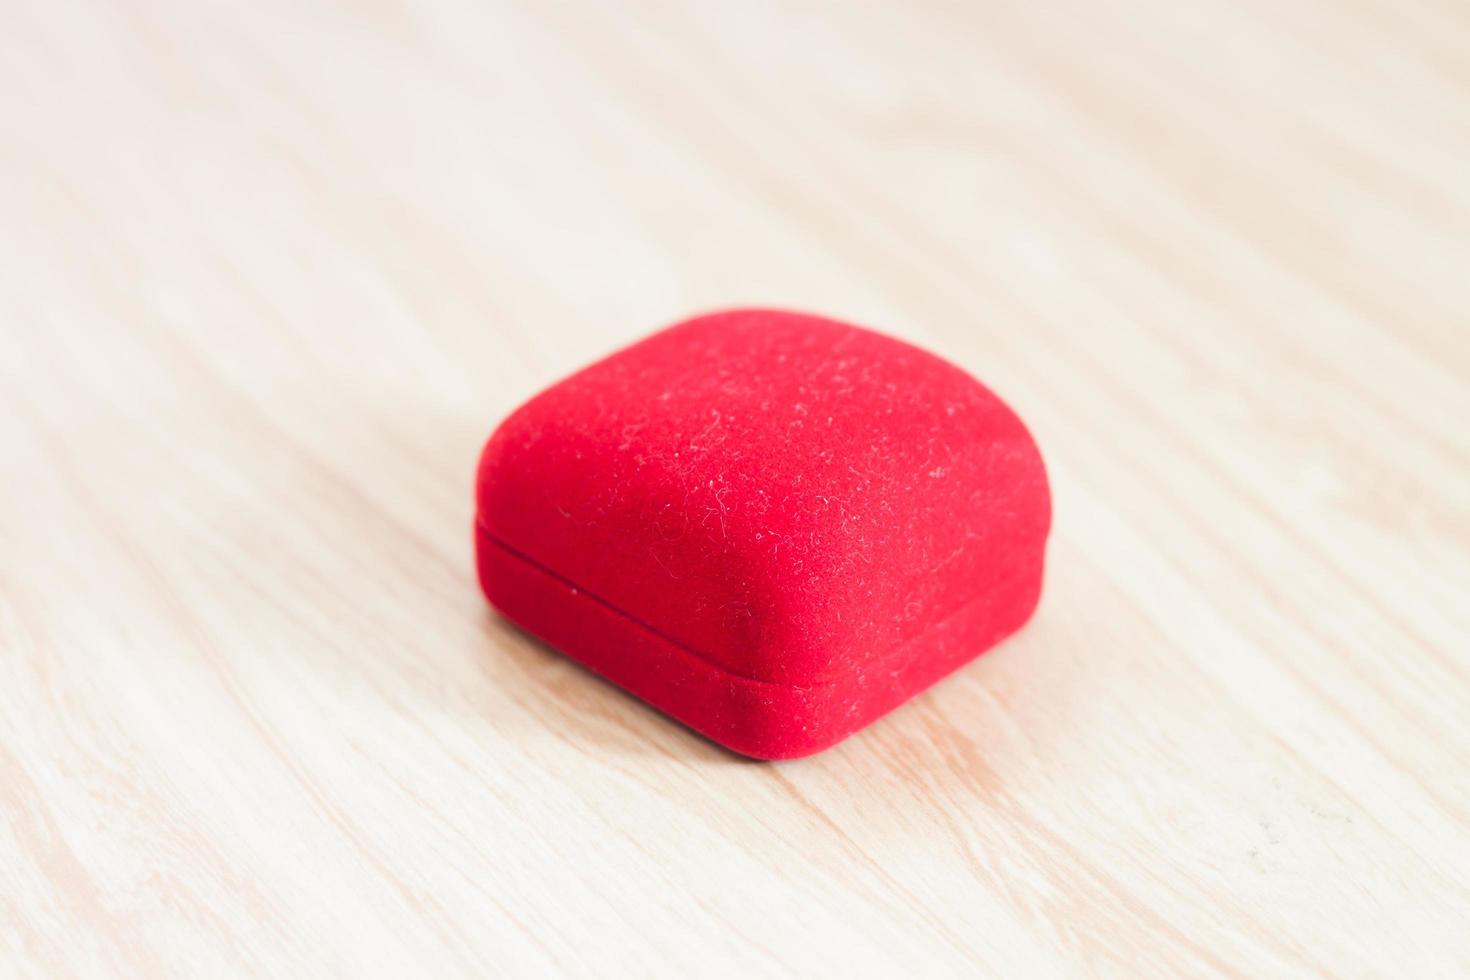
478 519 1039 693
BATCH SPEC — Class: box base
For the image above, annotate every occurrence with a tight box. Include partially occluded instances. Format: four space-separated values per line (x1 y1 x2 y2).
476 524 1043 760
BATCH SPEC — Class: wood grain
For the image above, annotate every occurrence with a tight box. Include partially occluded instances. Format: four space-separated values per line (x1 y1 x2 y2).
2 0 1468 975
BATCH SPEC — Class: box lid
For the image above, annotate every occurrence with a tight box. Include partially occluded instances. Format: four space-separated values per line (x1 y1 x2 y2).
476 309 1050 688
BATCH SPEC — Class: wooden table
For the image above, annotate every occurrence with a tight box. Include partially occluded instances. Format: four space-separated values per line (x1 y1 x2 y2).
3 1 1467 975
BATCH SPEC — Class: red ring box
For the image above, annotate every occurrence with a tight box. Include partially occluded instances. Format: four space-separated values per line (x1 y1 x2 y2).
475 310 1050 759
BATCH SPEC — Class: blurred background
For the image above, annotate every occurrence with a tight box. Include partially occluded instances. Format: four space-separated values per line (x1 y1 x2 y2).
2 1 1467 976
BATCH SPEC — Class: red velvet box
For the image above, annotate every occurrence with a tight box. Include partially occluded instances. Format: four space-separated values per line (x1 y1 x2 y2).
475 310 1050 759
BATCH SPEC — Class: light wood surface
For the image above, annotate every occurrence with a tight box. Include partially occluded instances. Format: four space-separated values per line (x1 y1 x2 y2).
3 1 1468 976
